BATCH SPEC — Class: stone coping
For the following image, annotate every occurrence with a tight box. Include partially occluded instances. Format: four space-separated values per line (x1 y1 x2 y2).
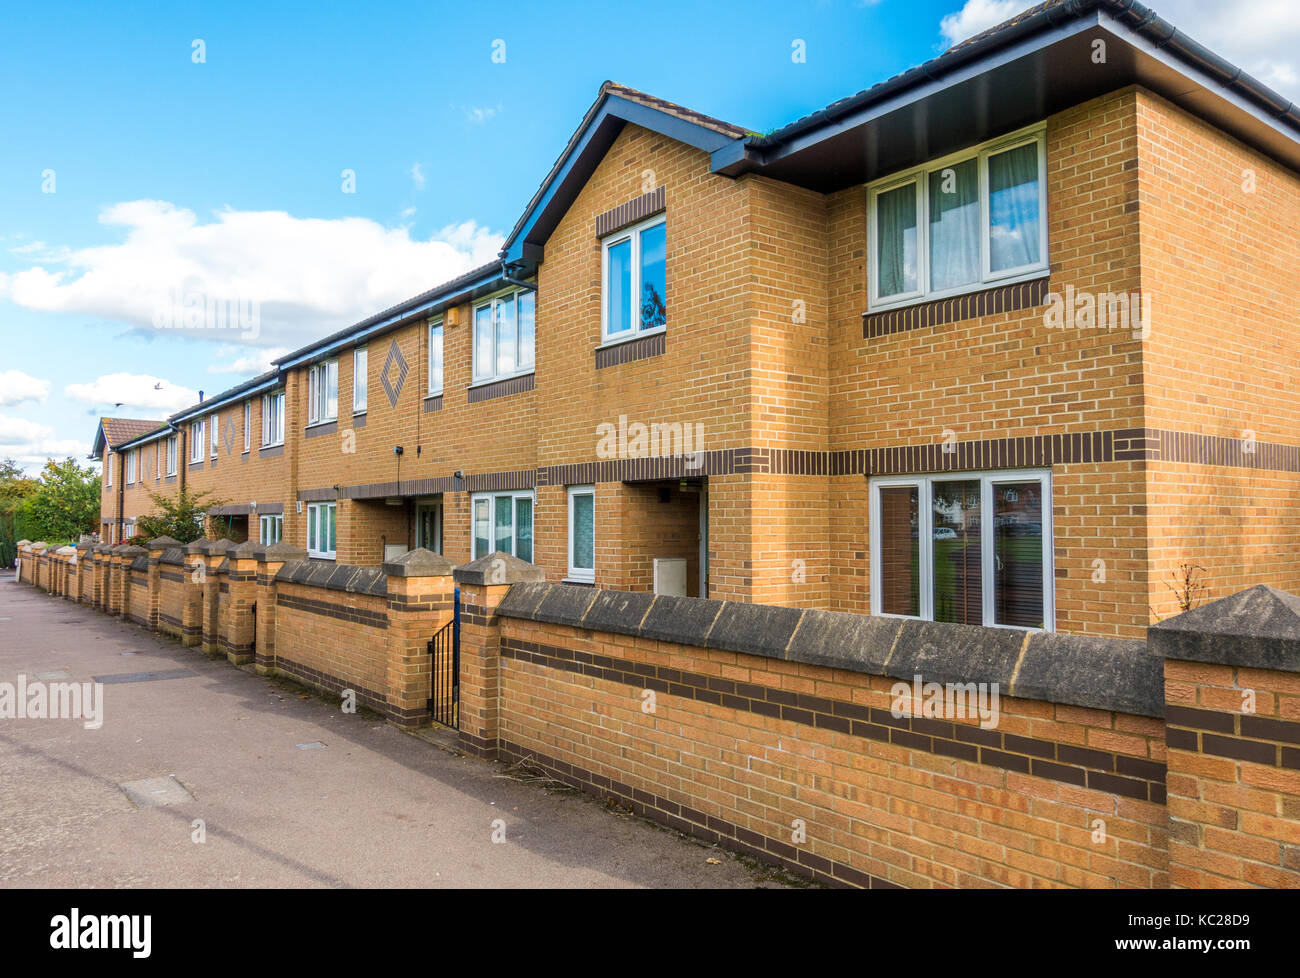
496 583 1163 718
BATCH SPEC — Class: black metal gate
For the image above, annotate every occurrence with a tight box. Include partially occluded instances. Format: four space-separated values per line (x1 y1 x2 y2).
427 586 460 728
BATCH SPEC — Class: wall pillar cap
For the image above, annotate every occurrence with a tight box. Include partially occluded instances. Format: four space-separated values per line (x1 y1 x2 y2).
55 546 77 555
253 542 307 562
118 545 148 558
453 551 545 586
184 538 218 554
384 547 455 578
231 540 262 559
15 540 30 547
1148 584 1300 674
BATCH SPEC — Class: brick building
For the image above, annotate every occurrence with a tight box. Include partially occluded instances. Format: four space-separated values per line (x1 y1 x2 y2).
94 0 1300 638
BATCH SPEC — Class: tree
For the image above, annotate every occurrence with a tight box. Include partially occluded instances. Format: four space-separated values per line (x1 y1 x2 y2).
21 457 99 544
0 458 38 568
135 487 227 545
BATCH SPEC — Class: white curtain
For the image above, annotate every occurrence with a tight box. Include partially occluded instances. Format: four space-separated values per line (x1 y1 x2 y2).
876 183 917 298
988 143 1040 272
929 158 980 292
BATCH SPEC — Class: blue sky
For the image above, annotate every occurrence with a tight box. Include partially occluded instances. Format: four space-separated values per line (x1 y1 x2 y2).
1 0 1295 472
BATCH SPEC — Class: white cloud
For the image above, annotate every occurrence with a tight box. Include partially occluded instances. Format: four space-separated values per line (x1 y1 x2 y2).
410 162 426 189
0 200 504 351
464 105 501 125
0 370 51 406
64 373 198 415
207 347 289 375
0 413 88 470
939 0 1021 47
939 0 1300 100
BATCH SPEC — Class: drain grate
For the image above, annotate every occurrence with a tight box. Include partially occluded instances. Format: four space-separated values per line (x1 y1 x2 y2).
92 668 196 685
119 776 195 808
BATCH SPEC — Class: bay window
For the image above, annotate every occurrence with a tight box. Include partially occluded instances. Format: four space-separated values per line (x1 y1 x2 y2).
472 290 535 384
308 359 338 424
869 469 1053 630
262 391 284 446
567 485 595 583
868 125 1046 311
306 502 336 559
471 491 533 562
602 214 666 343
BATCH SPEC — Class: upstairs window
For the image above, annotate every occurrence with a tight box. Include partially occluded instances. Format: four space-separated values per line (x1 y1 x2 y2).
126 450 137 484
353 348 367 414
602 215 666 343
166 436 177 476
243 402 251 452
308 360 338 424
473 289 535 384
868 125 1047 311
190 420 205 462
428 319 443 394
210 413 218 457
105 452 112 486
156 441 161 480
262 391 284 446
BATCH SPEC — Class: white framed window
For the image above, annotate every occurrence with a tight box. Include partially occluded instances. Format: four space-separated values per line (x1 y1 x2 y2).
415 500 442 553
262 391 284 446
105 452 112 487
353 347 368 414
123 519 135 540
471 490 534 562
156 440 162 480
306 502 337 559
869 469 1054 631
427 319 443 394
190 420 205 462
867 124 1047 312
259 514 283 546
567 485 595 583
210 413 218 457
166 435 177 476
601 214 666 344
472 289 535 384
243 402 251 452
126 449 137 484
308 359 338 424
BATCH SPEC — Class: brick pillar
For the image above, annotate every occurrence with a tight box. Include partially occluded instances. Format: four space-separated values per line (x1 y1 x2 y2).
144 537 181 631
1151 585 1300 889
180 541 210 647
252 542 306 674
453 550 546 757
382 549 456 730
90 546 107 608
222 541 261 665
74 542 93 602
14 542 30 585
192 538 234 655
117 546 147 621
105 546 126 617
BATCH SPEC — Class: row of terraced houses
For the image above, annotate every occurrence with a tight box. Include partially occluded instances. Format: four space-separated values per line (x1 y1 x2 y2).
91 0 1300 641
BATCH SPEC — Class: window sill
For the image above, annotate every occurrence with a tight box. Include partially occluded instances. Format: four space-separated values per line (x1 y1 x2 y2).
424 390 443 400
352 409 367 417
597 326 666 350
306 553 336 561
468 370 533 391
563 576 595 587
867 268 1049 316
305 418 339 430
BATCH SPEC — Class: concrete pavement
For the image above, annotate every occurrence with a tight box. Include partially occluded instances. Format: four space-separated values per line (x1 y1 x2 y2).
0 570 792 888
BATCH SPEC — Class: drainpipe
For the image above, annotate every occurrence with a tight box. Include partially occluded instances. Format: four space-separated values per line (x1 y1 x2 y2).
116 451 124 543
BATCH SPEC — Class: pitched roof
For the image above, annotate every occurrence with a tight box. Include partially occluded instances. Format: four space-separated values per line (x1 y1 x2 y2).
600 82 748 139
100 418 163 447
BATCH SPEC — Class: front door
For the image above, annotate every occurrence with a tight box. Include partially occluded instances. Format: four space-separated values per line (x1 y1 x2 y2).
415 500 442 553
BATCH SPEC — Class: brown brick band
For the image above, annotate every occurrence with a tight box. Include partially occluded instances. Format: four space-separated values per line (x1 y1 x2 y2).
864 276 1051 339
1166 706 1300 770
277 591 389 629
594 332 666 370
467 373 535 403
274 654 386 714
594 186 665 238
423 394 443 413
497 739 894 889
501 637 1166 802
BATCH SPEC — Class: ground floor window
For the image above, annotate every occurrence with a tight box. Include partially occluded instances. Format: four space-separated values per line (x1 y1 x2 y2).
567 485 595 583
259 514 283 546
471 491 533 562
869 469 1053 630
306 502 337 559
415 500 442 553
